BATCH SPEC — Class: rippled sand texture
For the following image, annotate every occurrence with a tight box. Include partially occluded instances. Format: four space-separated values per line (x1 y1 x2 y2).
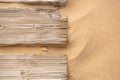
0 0 120 80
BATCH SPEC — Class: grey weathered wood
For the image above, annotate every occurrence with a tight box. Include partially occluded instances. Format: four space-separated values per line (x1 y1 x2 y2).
0 0 67 6
0 54 67 80
0 8 68 46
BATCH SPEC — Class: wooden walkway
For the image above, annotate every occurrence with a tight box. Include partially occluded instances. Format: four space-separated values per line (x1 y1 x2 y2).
0 54 67 80
0 8 68 46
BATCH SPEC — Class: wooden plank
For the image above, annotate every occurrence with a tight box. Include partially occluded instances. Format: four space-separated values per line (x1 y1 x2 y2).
0 54 67 80
0 8 68 46
0 0 67 6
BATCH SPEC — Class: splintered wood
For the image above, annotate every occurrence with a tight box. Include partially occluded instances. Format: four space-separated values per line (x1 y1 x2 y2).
0 54 67 80
0 0 67 6
0 8 68 46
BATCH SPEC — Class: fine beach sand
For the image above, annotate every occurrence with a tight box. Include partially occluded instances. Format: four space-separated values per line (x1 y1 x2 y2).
0 0 120 80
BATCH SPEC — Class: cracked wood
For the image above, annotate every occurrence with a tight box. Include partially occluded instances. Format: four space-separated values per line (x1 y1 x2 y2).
0 54 67 80
0 8 68 46
0 0 67 6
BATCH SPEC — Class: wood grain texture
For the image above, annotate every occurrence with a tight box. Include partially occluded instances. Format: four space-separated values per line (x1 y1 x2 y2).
0 54 67 80
0 8 68 46
0 0 67 6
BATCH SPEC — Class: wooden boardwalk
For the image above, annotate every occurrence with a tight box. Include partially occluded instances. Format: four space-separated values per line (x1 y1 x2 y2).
0 8 68 46
0 54 67 80
0 0 67 6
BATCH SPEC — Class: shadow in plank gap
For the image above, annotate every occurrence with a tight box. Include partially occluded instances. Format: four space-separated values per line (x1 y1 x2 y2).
0 8 68 47
0 54 68 80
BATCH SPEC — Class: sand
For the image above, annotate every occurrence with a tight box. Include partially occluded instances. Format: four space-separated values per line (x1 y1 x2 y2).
0 0 120 80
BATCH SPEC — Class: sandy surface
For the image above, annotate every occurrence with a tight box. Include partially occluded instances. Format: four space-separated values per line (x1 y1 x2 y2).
0 0 120 80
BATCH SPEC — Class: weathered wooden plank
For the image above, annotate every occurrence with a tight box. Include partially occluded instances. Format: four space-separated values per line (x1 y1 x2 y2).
0 54 67 80
0 8 67 24
0 0 67 6
0 8 68 46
